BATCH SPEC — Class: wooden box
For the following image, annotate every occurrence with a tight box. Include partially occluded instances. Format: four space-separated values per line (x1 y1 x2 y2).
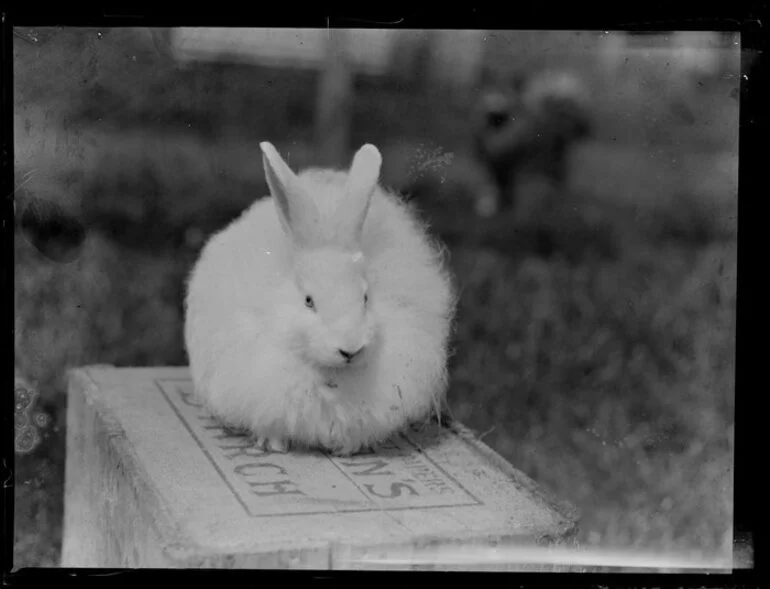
61 365 578 570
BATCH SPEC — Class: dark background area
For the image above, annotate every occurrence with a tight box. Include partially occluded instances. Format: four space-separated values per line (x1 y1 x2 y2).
13 27 739 567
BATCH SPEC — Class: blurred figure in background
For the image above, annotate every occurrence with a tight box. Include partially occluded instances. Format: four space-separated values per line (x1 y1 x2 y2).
472 68 593 218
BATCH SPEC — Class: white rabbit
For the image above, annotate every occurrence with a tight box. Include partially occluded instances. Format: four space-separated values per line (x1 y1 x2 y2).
183 141 457 456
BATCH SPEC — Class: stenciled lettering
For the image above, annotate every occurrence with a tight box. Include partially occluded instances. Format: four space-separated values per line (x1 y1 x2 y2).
248 480 305 497
363 482 419 499
160 380 478 513
192 406 306 497
219 442 271 460
195 414 253 443
399 456 456 494
234 462 288 477
202 429 251 443
338 458 394 477
333 444 463 502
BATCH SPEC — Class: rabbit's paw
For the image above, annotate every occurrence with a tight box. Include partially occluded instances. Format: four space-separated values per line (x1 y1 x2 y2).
328 443 360 458
323 423 370 457
319 420 347 456
255 435 289 454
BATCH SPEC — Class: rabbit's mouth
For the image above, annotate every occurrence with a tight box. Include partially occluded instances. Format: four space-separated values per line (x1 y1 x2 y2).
303 334 372 369
319 353 367 371
305 350 350 371
317 350 370 377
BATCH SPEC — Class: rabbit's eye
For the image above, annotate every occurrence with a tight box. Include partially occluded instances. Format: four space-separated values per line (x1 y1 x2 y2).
305 295 315 310
364 293 368 305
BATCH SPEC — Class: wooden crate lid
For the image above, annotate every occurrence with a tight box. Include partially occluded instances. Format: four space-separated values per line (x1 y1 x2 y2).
68 365 578 564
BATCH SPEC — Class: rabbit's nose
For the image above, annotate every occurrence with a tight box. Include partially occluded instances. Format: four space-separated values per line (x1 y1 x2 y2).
338 346 364 362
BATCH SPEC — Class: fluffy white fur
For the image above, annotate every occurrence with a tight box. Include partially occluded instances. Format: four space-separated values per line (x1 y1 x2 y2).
183 142 456 456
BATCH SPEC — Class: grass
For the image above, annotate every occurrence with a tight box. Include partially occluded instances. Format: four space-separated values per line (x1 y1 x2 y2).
13 28 737 568
447 241 735 555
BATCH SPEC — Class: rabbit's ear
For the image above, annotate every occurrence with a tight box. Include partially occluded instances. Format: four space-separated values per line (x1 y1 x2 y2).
335 144 381 247
261 142 320 247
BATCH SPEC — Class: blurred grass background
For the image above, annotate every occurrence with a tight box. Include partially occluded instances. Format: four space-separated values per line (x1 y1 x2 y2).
13 27 738 567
